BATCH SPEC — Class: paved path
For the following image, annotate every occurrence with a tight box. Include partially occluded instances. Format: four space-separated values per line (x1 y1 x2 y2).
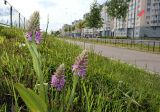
65 40 160 74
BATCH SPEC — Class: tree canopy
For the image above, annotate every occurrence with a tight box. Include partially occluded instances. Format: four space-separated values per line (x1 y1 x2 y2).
85 1 103 29
106 0 131 19
76 20 85 30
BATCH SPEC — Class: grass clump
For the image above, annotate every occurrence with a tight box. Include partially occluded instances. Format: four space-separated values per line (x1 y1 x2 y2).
0 26 24 39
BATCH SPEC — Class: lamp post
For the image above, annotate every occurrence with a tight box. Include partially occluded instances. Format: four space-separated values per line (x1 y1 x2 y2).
4 0 13 27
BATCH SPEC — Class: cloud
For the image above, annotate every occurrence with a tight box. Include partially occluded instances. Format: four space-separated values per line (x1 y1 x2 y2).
38 0 56 8
6 0 106 31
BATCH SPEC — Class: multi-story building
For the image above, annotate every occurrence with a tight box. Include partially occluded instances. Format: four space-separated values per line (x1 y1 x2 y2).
113 18 127 37
114 0 160 38
99 5 113 37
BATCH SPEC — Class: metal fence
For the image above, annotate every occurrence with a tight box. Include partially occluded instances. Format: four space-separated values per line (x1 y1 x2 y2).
0 0 27 29
84 38 160 53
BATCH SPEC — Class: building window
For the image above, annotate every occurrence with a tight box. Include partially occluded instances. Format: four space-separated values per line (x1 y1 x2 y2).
153 26 157 30
147 2 151 6
147 8 150 12
146 16 150 19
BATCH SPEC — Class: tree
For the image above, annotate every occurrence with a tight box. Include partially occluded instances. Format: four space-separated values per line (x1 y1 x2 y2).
53 31 60 36
85 1 103 37
51 30 60 36
71 25 75 31
106 0 131 19
76 20 85 37
64 28 68 33
64 28 69 36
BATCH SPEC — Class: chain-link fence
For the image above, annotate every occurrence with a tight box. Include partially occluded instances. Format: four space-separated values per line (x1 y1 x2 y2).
0 0 27 29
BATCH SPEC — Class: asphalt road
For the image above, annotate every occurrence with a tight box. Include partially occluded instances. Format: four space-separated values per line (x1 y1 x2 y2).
65 40 160 74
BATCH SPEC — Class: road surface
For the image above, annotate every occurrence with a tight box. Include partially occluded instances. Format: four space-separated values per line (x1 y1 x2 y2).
65 40 160 74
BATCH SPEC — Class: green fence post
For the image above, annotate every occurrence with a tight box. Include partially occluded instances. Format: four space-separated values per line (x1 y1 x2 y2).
131 40 132 48
19 13 21 28
159 42 160 53
148 41 150 51
10 6 13 27
141 41 142 50
153 41 155 52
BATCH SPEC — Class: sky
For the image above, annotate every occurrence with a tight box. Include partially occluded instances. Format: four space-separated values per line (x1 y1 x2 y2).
7 0 105 32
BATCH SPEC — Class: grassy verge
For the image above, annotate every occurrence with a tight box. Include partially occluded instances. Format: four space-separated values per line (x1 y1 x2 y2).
0 36 160 111
65 37 160 54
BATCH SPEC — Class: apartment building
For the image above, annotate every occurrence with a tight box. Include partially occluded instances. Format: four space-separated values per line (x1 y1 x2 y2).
114 0 160 38
99 5 113 37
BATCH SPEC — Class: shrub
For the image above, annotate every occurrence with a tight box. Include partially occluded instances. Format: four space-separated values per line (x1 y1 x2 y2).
0 36 6 44
0 25 5 31
0 27 23 39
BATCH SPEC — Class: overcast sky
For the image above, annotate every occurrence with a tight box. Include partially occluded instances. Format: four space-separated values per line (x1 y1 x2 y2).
7 0 105 31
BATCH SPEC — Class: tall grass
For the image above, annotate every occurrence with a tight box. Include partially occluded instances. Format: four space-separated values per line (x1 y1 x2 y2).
0 33 160 111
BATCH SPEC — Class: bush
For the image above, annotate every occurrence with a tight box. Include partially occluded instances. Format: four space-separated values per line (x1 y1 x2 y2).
0 27 23 39
0 25 5 31
0 36 5 44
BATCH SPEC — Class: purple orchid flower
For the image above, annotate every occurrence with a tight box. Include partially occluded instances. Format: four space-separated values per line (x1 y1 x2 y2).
26 32 32 41
72 50 88 78
51 64 65 91
35 31 41 44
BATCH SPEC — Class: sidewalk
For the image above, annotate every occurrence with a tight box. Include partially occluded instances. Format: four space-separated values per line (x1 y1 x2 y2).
66 40 160 74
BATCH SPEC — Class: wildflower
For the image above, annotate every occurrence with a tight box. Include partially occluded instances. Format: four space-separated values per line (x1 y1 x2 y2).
72 50 88 77
26 11 41 44
19 43 26 48
51 64 65 91
26 32 32 41
35 31 41 44
25 31 41 44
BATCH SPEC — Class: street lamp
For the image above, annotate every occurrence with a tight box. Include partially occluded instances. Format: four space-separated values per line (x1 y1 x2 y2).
4 0 7 5
4 0 13 27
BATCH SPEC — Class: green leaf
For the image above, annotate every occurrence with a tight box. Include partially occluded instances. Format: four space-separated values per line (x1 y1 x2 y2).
25 36 45 101
15 83 47 112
